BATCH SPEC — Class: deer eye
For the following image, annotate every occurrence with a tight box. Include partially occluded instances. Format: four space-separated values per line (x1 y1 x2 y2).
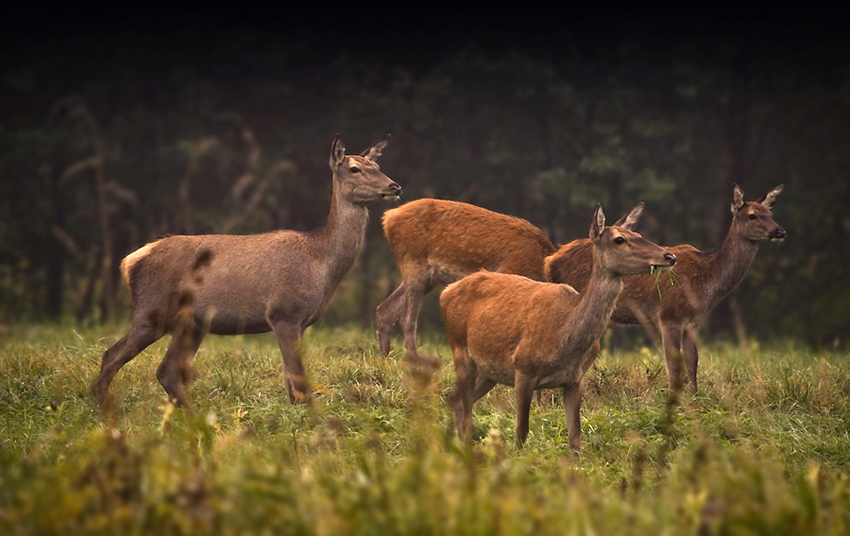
350 167 361 174
748 213 757 220
614 236 625 244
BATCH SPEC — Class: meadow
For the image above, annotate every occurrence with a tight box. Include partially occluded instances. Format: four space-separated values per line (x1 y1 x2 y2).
1 323 849 535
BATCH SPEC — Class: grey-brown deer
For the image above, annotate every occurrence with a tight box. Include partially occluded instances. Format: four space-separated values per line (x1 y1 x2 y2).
441 203 675 451
94 134 401 408
377 199 557 364
544 184 785 394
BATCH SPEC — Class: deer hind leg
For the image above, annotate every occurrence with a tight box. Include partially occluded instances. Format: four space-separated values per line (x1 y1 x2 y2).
272 321 310 405
95 320 164 407
401 278 437 366
472 375 497 404
661 322 685 395
451 344 477 443
156 325 205 409
376 283 406 356
514 372 536 447
683 326 700 394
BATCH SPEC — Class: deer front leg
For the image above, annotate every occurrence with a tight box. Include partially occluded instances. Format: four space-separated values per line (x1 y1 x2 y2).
376 283 406 356
683 326 700 394
562 383 582 454
514 372 536 447
272 321 310 405
661 322 685 395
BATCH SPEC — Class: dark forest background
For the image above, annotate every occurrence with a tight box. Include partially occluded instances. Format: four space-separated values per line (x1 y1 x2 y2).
1 10 848 348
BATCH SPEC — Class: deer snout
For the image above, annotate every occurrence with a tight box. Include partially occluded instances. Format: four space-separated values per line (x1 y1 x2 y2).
664 252 677 266
383 182 402 199
770 227 786 240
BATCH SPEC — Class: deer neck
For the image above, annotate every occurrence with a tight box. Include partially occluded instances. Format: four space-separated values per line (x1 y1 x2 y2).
315 186 369 284
562 252 623 354
701 219 758 307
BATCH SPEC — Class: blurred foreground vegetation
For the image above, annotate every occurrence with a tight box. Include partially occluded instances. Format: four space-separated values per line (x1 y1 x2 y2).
1 324 849 535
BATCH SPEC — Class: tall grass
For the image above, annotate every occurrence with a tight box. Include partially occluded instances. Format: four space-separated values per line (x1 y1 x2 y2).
1 324 849 534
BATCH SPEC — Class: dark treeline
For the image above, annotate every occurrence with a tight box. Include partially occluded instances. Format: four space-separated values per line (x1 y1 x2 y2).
1 13 848 347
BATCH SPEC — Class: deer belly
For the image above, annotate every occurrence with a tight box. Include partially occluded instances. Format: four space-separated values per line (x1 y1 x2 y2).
200 307 272 335
467 330 522 386
474 359 517 386
535 366 583 390
191 287 274 335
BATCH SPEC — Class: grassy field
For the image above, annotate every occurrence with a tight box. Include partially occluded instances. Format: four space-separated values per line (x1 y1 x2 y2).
1 323 849 535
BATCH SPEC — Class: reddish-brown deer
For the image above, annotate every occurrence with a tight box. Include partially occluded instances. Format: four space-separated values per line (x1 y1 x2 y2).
441 203 675 451
94 134 401 408
377 199 557 364
544 184 785 394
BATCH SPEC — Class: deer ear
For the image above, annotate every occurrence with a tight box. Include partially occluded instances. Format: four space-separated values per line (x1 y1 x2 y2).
613 201 644 230
329 134 346 169
361 134 391 162
590 204 605 242
756 184 784 209
731 184 745 213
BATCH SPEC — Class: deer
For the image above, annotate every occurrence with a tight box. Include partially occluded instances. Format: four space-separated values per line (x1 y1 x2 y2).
440 203 676 451
94 134 401 408
544 184 785 395
376 199 557 364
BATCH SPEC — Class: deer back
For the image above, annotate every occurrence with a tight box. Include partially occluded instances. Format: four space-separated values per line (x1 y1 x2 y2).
544 238 703 325
383 199 556 283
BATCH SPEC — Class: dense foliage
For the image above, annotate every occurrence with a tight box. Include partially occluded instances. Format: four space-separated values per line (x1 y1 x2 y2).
1 15 848 346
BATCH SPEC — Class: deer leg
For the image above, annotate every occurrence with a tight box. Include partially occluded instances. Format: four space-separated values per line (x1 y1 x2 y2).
94 321 164 406
156 326 205 409
376 283 406 356
514 372 536 447
272 321 310 405
562 383 582 454
661 322 685 394
472 375 497 404
451 344 476 443
401 279 437 367
683 327 700 394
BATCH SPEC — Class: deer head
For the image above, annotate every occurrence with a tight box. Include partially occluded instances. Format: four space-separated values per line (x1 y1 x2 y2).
329 134 401 206
730 184 786 243
590 203 677 276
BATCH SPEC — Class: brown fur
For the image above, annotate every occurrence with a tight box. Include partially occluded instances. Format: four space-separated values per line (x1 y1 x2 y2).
441 204 675 451
376 198 557 363
544 184 785 393
94 135 401 408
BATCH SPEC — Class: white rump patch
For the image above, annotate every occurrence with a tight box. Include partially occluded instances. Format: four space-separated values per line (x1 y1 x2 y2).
120 241 159 286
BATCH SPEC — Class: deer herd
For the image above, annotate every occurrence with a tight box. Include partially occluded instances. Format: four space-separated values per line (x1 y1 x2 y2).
95 134 786 453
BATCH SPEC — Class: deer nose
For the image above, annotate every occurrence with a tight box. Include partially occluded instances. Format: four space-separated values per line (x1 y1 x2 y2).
770 227 786 239
664 252 677 265
388 182 402 196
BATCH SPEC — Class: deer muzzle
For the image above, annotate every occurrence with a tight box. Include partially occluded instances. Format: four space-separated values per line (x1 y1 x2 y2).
769 227 786 241
383 182 402 200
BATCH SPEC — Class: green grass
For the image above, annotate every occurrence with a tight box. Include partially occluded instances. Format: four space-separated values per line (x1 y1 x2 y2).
1 324 849 535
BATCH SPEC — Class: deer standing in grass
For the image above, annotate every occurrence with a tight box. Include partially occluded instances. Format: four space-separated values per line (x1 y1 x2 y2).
544 184 785 394
441 203 676 451
377 199 557 363
94 134 401 408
